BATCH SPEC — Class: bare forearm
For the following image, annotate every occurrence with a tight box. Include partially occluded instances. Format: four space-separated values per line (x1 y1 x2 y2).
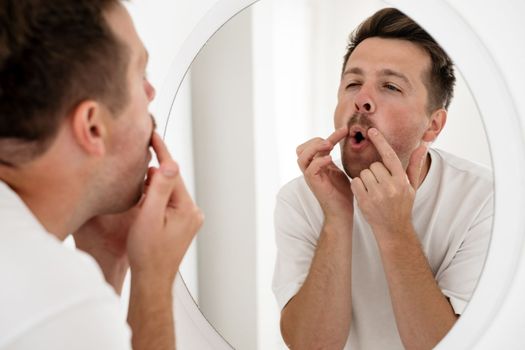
281 220 352 349
378 227 457 350
128 274 175 350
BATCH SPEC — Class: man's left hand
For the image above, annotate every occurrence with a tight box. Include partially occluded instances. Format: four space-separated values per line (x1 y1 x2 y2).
350 128 427 244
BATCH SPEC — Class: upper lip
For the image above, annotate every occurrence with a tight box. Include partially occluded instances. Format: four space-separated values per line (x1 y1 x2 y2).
349 125 369 139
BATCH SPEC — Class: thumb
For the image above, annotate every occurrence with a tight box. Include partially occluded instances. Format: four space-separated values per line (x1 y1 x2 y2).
406 143 428 190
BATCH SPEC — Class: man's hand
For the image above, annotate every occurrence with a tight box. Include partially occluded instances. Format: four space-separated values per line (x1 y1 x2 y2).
350 129 459 349
281 126 354 349
296 126 353 222
126 132 203 350
127 132 203 282
350 128 427 242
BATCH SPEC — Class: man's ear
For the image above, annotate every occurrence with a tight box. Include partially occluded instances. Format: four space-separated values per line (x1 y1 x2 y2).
422 108 447 142
70 100 108 156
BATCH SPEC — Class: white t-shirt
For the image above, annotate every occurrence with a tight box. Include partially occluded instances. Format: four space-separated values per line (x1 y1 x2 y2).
272 148 494 350
0 181 132 350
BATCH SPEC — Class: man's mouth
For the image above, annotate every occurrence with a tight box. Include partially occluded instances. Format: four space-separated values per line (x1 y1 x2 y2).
354 131 366 143
348 125 370 149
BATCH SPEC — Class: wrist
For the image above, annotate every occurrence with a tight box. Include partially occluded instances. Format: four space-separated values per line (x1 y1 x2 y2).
322 216 353 240
374 223 419 254
130 265 177 294
324 210 353 228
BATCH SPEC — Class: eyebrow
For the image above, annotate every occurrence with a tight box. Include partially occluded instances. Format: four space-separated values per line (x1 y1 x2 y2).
343 67 411 87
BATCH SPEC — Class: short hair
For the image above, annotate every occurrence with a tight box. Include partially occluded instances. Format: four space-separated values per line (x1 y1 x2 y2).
0 0 129 165
342 8 456 113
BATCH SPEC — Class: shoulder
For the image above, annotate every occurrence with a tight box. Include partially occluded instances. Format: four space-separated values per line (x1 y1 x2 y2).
277 175 319 212
0 230 121 345
432 148 492 182
4 227 112 295
275 175 325 239
277 175 309 200
423 148 494 219
430 148 493 194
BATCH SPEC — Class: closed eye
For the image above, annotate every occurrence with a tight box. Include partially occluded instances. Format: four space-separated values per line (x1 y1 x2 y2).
384 83 401 92
346 82 361 89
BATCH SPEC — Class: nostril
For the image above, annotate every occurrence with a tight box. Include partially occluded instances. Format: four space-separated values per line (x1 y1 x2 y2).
363 103 371 111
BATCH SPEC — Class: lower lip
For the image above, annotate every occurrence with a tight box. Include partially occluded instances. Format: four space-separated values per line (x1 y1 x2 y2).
348 138 370 151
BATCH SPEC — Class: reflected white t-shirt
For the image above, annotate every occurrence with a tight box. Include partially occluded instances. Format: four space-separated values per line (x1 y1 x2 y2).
272 148 493 350
0 181 132 350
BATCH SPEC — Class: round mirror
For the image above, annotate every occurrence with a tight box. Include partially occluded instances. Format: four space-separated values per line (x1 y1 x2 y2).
150 0 525 348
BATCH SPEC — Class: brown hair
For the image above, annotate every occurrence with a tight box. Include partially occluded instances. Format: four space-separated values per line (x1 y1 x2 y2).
342 8 455 113
0 0 129 165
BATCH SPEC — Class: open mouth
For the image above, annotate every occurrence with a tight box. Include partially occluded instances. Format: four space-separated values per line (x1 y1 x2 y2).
349 126 369 146
354 131 366 144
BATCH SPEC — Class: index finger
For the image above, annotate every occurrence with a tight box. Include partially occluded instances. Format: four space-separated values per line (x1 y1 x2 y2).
149 132 192 204
296 126 348 156
151 132 173 165
367 128 404 176
326 125 349 145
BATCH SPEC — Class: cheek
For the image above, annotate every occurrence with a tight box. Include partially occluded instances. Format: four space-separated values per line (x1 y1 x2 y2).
389 126 427 167
333 97 353 127
379 113 425 151
133 128 150 152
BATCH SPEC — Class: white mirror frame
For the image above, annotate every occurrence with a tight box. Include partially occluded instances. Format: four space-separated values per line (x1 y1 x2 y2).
155 0 525 348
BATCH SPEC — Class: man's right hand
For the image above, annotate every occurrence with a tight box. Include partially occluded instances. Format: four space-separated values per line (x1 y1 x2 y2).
296 126 353 222
281 126 354 348
126 132 203 350
127 132 203 283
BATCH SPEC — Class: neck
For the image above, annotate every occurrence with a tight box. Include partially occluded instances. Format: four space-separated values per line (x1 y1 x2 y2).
0 141 95 241
417 152 432 189
1 168 89 241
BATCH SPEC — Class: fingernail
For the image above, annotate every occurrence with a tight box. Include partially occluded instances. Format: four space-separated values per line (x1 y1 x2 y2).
369 128 378 136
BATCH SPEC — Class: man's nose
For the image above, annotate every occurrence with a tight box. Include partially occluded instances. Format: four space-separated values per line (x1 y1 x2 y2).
354 89 375 113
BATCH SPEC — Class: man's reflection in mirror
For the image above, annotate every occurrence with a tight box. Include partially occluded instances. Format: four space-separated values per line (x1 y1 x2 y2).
272 8 493 350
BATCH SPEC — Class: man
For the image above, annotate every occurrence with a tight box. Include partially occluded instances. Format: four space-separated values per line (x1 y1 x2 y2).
273 8 493 350
0 1 202 349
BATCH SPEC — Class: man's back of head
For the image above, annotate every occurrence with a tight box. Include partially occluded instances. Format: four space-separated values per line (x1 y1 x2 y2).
0 0 128 166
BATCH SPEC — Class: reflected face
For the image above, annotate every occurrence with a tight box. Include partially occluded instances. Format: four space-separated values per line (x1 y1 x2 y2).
102 3 156 212
335 37 433 178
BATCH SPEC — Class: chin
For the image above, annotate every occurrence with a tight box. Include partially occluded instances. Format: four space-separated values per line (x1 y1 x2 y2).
343 163 368 179
108 183 144 214
133 182 145 203
342 151 380 179
123 182 144 208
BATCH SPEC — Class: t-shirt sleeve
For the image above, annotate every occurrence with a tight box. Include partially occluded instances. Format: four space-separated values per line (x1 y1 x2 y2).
272 182 319 311
436 194 493 315
5 297 132 350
